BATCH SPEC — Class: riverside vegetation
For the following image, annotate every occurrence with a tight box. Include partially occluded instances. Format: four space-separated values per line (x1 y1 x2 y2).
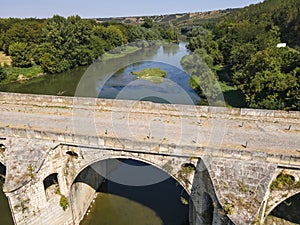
131 68 167 84
0 0 299 110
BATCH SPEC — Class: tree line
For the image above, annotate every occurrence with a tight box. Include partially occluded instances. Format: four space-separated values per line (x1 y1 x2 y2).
0 15 179 77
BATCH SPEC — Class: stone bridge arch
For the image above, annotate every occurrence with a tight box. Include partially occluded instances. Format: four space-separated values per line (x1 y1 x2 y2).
55 144 198 224
262 167 300 223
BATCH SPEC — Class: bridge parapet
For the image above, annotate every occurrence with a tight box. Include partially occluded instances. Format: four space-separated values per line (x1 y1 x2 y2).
1 92 300 120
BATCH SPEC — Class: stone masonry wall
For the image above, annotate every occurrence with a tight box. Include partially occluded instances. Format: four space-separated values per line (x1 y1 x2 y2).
204 157 277 225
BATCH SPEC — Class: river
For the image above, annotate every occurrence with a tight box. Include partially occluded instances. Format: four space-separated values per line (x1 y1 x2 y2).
79 159 189 225
0 42 200 105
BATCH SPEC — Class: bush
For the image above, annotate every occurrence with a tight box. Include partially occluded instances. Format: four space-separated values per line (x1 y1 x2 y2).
60 195 69 211
270 173 297 191
0 67 6 81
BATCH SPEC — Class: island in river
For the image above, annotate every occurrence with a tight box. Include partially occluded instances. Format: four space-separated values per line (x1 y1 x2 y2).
131 68 167 84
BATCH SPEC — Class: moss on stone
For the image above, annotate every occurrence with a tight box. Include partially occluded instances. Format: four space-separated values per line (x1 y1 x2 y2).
270 173 300 191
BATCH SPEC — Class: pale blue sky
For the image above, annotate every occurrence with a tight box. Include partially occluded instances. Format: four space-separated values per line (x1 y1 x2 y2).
0 0 263 18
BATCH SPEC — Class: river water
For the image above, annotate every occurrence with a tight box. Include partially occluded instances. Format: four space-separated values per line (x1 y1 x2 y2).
78 159 190 225
0 42 200 105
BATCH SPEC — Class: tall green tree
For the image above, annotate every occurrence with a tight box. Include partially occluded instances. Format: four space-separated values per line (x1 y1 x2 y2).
187 28 223 65
41 15 95 73
128 25 161 42
8 42 32 67
181 54 221 103
93 25 127 50
233 47 300 110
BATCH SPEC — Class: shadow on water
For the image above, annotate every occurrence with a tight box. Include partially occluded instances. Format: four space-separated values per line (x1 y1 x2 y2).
0 162 14 225
270 193 300 224
77 159 190 225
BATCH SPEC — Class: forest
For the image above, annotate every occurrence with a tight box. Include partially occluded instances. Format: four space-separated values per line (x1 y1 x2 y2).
0 0 299 110
186 0 300 110
0 15 179 75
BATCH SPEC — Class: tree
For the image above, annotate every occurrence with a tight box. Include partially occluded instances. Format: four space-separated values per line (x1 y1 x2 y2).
0 66 6 81
40 53 61 74
93 25 127 50
163 27 180 42
90 35 106 59
1 18 45 54
142 17 154 29
233 47 300 110
229 43 257 73
8 42 32 67
128 26 161 42
187 29 223 65
104 25 127 49
181 54 221 102
41 15 96 73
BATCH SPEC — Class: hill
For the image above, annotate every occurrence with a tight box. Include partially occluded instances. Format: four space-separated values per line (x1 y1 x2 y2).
94 9 233 26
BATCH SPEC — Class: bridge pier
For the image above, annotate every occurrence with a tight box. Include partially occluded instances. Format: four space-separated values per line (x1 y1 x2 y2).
190 158 232 225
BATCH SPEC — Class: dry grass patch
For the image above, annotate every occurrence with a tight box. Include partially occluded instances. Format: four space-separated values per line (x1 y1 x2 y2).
0 51 12 66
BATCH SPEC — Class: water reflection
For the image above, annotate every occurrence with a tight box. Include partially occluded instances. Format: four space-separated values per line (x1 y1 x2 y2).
81 193 163 225
78 159 190 225
98 61 200 105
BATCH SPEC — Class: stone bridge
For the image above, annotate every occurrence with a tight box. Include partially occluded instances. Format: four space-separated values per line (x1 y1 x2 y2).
0 92 300 225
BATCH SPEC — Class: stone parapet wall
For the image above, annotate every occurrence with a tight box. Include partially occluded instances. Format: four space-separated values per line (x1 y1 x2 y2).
1 92 300 120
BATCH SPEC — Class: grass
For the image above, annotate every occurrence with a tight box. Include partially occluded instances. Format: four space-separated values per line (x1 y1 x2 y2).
131 68 167 84
102 46 140 61
224 203 235 215
216 65 247 108
0 51 11 66
1 64 44 84
218 81 246 108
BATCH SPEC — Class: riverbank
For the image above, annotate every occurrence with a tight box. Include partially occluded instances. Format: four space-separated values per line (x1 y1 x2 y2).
102 45 141 61
0 45 141 85
0 64 45 85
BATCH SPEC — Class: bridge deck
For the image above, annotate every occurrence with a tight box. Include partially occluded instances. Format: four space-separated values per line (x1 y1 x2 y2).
0 92 300 160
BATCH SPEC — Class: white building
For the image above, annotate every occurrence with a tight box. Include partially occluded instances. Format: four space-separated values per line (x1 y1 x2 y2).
276 43 287 48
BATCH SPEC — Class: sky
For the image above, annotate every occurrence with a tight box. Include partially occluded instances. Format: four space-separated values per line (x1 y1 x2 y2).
0 0 263 18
